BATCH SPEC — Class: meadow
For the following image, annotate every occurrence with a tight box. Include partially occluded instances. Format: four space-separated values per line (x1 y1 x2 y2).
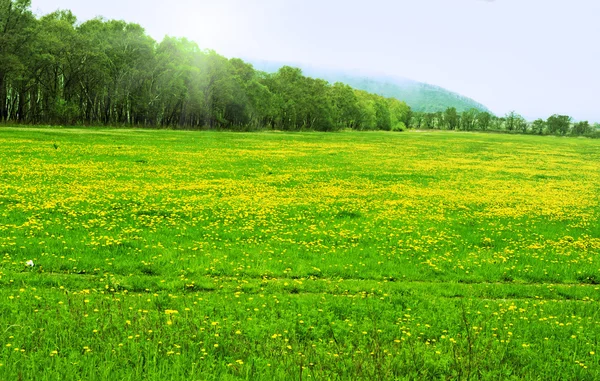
0 127 599 380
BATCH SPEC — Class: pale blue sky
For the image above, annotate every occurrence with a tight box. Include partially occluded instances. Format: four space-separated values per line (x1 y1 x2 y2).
31 0 600 122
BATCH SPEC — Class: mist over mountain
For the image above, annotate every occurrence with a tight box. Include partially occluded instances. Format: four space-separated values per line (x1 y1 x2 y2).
249 60 492 114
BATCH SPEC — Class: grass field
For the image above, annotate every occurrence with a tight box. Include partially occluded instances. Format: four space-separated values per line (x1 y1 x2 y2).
1 127 599 380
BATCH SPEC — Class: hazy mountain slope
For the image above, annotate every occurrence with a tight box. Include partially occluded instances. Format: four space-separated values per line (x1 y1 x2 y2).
250 60 491 114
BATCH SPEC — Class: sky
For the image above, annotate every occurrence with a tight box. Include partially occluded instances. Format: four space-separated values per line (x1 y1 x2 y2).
30 0 600 122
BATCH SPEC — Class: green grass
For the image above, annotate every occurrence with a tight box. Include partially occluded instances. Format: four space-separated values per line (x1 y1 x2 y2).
1 127 600 380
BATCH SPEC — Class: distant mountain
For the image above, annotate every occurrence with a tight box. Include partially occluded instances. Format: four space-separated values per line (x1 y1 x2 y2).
249 60 491 114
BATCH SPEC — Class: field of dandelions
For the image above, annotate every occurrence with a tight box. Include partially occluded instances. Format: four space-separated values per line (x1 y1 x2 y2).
1 127 599 380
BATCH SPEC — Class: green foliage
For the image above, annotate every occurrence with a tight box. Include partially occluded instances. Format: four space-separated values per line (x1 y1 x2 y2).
504 111 526 132
460 108 477 131
356 92 377 130
547 114 572 135
251 62 492 114
0 1 413 132
1 0 594 138
476 111 492 131
374 97 392 131
388 97 411 130
531 119 546 135
572 121 591 136
331 82 361 129
444 107 459 130
413 109 598 140
516 117 528 133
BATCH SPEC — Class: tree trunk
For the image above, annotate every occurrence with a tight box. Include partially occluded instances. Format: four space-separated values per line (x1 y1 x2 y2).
0 73 7 122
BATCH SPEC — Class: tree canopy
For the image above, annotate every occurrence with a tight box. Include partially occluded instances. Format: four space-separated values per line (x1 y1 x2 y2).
411 109 596 137
0 1 411 131
0 1 596 138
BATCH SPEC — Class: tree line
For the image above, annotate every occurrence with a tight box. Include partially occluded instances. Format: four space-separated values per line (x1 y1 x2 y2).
411 108 599 137
2 1 597 137
0 0 412 131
